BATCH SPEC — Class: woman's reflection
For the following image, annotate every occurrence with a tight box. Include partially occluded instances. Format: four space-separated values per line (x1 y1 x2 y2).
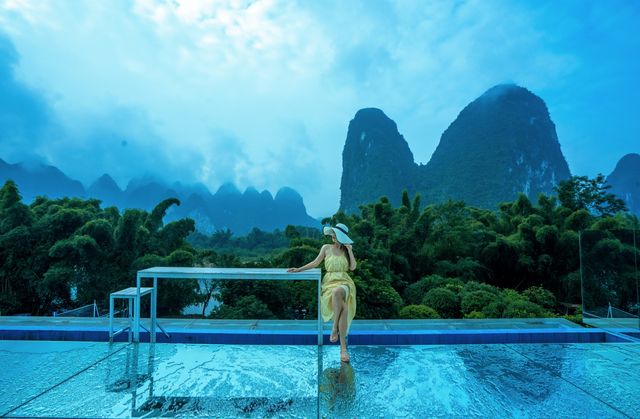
320 361 356 412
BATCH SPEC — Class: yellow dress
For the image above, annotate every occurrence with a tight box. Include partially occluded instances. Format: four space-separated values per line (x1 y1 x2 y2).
321 253 357 334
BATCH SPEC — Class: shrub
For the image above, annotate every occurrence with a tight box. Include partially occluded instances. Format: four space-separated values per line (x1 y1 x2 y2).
356 278 403 319
464 311 486 319
461 290 497 314
481 301 507 318
399 305 441 319
562 314 584 326
210 295 276 319
403 275 447 305
522 286 556 309
461 281 499 296
502 289 524 304
502 300 548 318
422 287 459 318
442 278 465 294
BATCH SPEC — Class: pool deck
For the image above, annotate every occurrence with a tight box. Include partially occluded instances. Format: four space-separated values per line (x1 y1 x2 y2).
1 316 638 345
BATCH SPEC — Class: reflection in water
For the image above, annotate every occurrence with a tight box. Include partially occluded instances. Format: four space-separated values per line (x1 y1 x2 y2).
104 343 156 416
456 344 567 405
105 343 153 393
105 343 318 417
320 362 356 414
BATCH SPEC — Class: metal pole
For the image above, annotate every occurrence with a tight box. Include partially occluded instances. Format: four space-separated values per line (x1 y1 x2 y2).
578 230 585 317
151 276 157 343
633 229 639 330
317 274 322 346
134 273 141 342
109 294 114 342
128 297 133 343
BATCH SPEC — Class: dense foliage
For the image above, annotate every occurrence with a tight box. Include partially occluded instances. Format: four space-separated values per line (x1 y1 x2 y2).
1 175 638 321
187 225 322 260
0 180 201 315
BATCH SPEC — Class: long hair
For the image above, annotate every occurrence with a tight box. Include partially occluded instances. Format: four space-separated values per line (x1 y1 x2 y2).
329 234 348 256
338 243 347 256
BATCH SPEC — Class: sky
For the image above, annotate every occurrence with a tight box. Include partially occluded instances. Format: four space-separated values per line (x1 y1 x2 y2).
0 0 638 217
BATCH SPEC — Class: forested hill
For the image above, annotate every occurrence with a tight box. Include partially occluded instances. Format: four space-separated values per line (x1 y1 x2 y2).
340 108 416 213
606 153 640 215
341 84 574 212
0 158 319 234
423 84 571 208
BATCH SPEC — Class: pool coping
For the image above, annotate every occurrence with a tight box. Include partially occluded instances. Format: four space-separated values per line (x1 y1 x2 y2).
1 317 637 345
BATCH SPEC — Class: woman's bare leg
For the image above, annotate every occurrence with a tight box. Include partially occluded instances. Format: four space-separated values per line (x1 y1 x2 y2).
339 300 350 362
331 287 345 343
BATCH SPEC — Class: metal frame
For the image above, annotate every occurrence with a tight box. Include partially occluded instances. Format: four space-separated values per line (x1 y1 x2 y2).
133 267 323 344
109 287 154 342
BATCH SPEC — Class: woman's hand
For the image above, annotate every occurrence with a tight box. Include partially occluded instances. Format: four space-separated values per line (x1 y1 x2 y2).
345 244 353 252
287 267 300 273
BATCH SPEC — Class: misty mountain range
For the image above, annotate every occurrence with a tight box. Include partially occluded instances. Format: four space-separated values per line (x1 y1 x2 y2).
0 158 319 234
340 84 639 216
2 84 638 235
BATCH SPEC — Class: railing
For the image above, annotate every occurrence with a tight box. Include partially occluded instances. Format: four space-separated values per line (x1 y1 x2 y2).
54 301 131 318
133 267 323 344
54 301 100 317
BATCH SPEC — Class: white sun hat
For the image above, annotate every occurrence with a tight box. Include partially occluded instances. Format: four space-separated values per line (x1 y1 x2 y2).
323 223 353 244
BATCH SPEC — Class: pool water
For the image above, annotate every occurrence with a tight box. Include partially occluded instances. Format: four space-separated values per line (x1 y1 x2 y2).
0 340 638 418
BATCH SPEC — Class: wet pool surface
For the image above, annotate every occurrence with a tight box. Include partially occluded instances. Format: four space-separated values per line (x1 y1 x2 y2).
1 340 639 418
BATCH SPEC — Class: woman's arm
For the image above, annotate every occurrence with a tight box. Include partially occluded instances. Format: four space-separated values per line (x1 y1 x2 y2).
287 245 327 272
345 244 357 271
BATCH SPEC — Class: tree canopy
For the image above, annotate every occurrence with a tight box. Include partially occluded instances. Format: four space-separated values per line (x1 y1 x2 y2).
1 175 637 321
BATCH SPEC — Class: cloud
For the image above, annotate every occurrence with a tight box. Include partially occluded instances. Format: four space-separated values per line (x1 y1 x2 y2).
0 33 55 163
0 0 638 216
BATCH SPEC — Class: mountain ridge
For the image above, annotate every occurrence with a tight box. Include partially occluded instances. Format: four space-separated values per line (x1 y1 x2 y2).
606 153 640 215
0 159 319 234
341 84 580 212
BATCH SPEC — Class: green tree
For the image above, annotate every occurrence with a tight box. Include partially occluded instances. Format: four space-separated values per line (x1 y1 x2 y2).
211 295 276 319
422 287 459 318
399 304 440 319
556 174 626 216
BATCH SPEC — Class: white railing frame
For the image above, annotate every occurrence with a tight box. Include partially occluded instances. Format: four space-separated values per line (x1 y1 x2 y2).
133 267 323 345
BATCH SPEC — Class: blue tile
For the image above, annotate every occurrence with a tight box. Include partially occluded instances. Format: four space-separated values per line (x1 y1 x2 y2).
484 333 501 344
7 324 638 347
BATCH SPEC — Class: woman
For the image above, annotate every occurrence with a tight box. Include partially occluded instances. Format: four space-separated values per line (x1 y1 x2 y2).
288 223 357 362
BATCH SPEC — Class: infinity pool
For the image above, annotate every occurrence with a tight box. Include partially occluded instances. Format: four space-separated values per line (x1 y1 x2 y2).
1 340 638 417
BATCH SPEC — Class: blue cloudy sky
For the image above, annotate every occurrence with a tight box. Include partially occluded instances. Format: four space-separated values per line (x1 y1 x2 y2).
0 0 638 217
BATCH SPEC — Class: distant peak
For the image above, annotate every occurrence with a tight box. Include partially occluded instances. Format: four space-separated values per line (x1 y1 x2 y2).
90 173 121 190
216 182 241 196
126 174 164 190
478 84 537 103
243 186 260 196
96 173 116 183
275 186 302 201
353 108 388 119
617 153 640 166
609 153 640 178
